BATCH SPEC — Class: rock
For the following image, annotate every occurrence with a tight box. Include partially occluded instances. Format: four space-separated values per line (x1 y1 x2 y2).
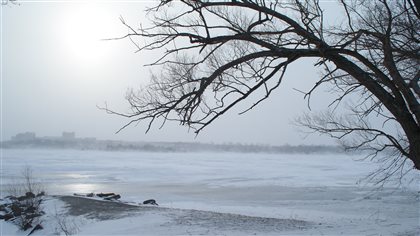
86 193 94 197
3 213 14 221
17 196 27 201
143 199 158 206
25 206 37 214
13 211 22 217
97 193 116 198
10 204 22 215
25 192 36 198
104 194 121 201
6 196 17 201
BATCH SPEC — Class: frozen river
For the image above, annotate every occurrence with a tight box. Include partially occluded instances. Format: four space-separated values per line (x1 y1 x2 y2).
1 148 419 235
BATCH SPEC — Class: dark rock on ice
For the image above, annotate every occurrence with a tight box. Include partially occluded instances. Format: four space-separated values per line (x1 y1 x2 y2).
25 206 37 214
104 194 121 201
3 213 14 221
10 204 22 216
25 192 36 198
17 195 28 201
143 199 158 206
97 193 116 198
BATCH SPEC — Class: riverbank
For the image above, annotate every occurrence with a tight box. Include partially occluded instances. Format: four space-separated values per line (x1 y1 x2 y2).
2 195 316 235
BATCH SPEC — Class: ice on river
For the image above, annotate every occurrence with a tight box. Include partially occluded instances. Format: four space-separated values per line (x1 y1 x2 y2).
1 148 419 235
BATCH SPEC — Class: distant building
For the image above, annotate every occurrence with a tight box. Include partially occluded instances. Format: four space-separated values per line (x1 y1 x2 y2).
11 132 36 141
62 132 75 140
83 137 97 142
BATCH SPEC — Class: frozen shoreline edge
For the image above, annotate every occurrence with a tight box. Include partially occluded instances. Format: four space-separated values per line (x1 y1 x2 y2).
55 195 318 235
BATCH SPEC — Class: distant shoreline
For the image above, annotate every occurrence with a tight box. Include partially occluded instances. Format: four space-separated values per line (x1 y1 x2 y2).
1 138 345 154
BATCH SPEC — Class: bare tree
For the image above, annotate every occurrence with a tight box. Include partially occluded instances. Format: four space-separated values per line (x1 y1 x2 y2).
5 166 45 231
106 0 419 172
7 166 45 197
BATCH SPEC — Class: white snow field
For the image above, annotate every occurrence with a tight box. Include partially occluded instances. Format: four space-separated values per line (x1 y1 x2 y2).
1 148 419 235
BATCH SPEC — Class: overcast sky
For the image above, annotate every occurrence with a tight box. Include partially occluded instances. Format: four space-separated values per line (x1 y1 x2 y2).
1 1 343 145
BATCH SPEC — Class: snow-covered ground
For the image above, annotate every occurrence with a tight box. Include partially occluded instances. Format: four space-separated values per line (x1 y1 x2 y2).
1 148 419 235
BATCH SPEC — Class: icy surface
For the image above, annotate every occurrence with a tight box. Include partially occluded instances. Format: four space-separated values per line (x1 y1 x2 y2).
1 148 419 235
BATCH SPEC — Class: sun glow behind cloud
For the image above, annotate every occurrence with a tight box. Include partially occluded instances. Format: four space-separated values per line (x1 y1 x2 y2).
3 1 338 145
56 3 117 67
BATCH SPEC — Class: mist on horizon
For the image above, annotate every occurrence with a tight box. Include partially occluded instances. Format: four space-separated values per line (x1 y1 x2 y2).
3 2 345 146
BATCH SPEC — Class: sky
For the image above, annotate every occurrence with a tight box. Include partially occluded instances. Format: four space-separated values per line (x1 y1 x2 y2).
1 1 342 146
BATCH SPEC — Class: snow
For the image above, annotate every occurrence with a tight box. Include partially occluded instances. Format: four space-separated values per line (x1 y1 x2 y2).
1 148 419 235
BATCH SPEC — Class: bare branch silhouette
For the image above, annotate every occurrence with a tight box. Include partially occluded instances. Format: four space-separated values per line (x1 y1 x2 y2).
105 0 420 174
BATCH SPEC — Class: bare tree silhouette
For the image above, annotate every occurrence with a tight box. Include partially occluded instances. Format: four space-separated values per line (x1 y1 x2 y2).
105 0 419 174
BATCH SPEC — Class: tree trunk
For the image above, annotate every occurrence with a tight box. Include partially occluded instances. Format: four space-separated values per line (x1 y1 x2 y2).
397 113 420 170
411 0 420 14
409 133 420 170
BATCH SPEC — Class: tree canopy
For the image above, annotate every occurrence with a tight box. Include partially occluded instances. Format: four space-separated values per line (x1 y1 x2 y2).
106 0 420 175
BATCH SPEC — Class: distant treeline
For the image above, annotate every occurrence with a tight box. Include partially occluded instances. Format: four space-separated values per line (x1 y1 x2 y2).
1 137 345 154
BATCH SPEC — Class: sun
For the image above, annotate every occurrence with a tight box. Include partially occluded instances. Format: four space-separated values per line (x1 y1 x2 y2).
56 4 116 67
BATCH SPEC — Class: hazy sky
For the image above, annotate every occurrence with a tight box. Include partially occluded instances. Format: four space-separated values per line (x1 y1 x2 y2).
1 1 342 145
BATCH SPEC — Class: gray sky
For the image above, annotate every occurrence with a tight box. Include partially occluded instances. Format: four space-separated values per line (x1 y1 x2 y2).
1 1 341 145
